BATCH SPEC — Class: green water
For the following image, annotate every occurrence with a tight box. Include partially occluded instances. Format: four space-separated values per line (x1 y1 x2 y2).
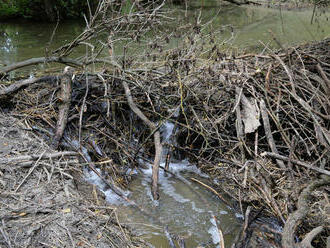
0 4 329 67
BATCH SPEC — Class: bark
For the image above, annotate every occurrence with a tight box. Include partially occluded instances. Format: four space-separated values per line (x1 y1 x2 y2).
260 100 286 169
51 67 73 149
122 80 162 200
282 177 330 248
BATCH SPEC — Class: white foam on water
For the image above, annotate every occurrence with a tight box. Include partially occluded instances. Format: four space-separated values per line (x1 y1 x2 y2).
208 217 221 247
160 177 190 203
191 201 205 213
85 168 105 190
235 213 244 219
161 122 175 142
84 168 129 206
220 210 228 215
104 189 129 205
126 168 138 175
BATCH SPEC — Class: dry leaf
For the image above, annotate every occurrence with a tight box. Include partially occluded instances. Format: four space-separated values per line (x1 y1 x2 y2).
240 94 260 134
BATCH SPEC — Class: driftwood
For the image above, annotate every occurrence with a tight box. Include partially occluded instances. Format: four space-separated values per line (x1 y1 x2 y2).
122 80 162 200
0 76 57 97
51 67 73 149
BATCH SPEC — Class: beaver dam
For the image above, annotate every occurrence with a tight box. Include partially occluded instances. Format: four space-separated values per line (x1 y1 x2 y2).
1 1 330 247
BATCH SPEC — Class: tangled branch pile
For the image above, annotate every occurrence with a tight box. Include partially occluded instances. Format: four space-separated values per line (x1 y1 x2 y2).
0 1 329 246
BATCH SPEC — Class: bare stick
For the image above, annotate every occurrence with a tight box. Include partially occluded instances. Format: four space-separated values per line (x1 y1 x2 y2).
316 63 330 96
190 178 232 207
260 100 286 169
164 226 176 248
300 226 323 248
235 87 245 162
261 152 330 176
14 151 46 192
0 57 83 74
213 215 225 248
51 67 73 149
122 81 162 200
0 151 78 164
0 76 57 97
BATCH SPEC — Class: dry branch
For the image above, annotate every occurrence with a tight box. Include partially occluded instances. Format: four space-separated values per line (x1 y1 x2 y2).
261 152 330 176
51 67 73 149
122 80 162 200
0 151 78 164
0 57 83 74
0 76 57 97
282 177 330 248
260 100 286 169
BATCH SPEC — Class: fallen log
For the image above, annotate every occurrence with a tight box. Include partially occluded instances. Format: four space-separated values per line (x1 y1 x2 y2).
51 67 73 149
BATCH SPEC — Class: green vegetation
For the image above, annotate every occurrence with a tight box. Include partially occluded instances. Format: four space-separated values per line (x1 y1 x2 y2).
0 1 19 19
0 0 97 21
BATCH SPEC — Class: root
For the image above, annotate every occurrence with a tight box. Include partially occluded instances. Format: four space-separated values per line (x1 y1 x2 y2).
282 177 330 248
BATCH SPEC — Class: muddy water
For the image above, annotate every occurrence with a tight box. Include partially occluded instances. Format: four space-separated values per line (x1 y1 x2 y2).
120 162 240 247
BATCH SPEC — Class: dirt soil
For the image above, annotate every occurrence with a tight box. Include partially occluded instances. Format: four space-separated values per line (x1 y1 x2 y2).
0 113 148 248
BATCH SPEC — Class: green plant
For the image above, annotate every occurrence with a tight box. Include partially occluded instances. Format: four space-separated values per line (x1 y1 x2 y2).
0 1 19 19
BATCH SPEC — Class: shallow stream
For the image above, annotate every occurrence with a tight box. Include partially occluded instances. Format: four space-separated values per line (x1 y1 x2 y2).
117 162 241 247
85 121 241 247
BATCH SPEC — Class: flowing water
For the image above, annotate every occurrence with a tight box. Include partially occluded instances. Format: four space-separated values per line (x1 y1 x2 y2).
85 121 242 247
116 162 241 247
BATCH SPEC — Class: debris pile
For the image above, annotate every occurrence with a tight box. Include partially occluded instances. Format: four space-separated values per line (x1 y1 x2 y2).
1 34 329 246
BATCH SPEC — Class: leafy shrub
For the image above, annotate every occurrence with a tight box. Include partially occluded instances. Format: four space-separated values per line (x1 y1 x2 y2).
0 1 19 20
